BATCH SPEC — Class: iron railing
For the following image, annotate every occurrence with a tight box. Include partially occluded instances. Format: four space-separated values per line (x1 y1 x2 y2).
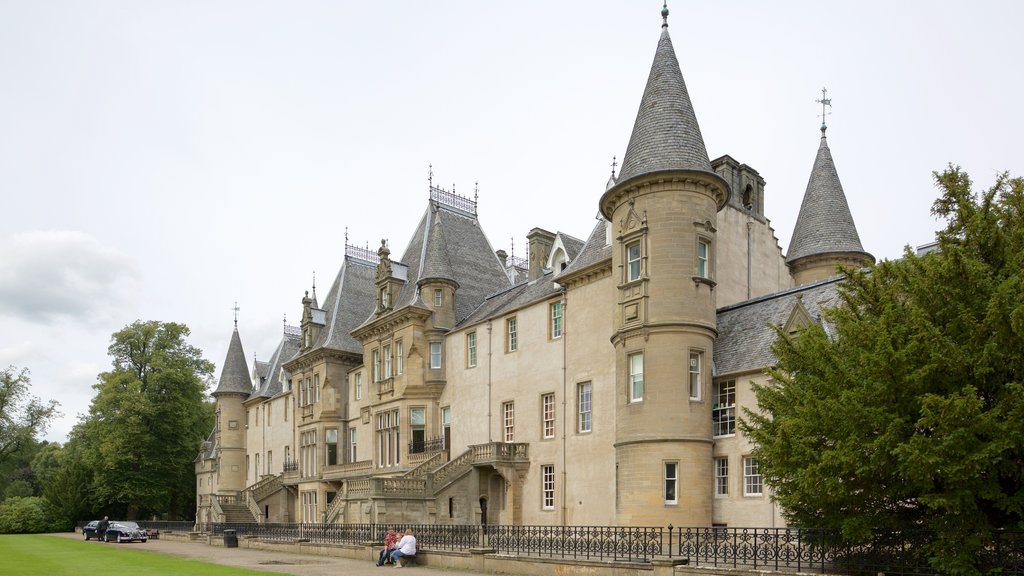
409 436 445 454
190 523 1024 576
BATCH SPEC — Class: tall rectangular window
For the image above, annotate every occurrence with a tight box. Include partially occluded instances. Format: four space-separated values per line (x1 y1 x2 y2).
349 427 357 462
314 373 320 403
744 457 762 496
430 342 442 369
354 372 362 401
467 332 477 368
325 429 338 466
503 401 515 443
665 462 678 504
301 490 317 523
550 302 563 339
542 393 555 439
697 239 710 278
689 351 702 400
541 464 555 510
372 349 381 382
715 457 729 496
713 379 736 436
441 406 451 448
627 241 641 281
629 352 644 402
434 289 442 306
300 430 317 477
577 382 592 433
383 344 392 378
376 410 400 467
506 317 518 352
410 407 426 453
305 377 312 406
395 340 404 375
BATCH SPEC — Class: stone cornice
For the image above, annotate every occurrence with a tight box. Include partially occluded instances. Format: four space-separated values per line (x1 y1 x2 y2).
611 321 718 347
351 305 433 343
558 258 612 289
600 169 731 220
283 346 361 372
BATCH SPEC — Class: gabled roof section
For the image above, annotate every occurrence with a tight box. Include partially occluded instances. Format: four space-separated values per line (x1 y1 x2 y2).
390 200 511 325
458 271 562 329
786 129 869 263
714 277 844 376
555 219 612 280
249 330 301 400
213 328 252 396
309 253 379 355
616 16 714 185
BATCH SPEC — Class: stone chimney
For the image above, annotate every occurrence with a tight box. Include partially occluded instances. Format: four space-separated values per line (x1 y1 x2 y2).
526 228 555 281
496 249 508 268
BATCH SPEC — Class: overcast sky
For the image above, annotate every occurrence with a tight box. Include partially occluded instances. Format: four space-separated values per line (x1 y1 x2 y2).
2 1 1021 444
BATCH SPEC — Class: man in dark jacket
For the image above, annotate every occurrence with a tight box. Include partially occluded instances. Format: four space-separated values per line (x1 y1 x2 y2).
97 516 109 542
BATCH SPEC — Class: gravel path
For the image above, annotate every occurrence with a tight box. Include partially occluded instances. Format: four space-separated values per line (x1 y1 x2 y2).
50 532 463 576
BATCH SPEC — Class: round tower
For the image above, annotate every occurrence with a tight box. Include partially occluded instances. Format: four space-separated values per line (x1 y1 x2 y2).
211 324 253 494
600 4 730 526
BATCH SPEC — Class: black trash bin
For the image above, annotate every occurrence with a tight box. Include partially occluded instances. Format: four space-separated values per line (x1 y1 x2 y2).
223 529 238 548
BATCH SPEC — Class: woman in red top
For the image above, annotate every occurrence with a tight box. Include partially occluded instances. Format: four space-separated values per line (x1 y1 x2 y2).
376 529 399 566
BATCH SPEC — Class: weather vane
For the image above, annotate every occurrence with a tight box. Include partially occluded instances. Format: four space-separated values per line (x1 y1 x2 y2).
610 155 618 178
816 87 832 132
232 301 240 327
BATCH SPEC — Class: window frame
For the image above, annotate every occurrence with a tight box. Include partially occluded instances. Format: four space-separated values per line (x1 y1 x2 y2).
541 464 555 510
502 401 515 443
433 288 443 306
665 461 679 505
715 457 729 497
713 379 737 437
354 372 362 401
626 241 642 282
743 456 762 496
697 237 711 279
689 351 702 400
325 428 338 466
628 352 644 403
429 341 442 369
550 301 563 339
506 317 518 352
577 381 592 433
541 393 555 440
467 332 477 368
383 344 392 378
395 340 404 375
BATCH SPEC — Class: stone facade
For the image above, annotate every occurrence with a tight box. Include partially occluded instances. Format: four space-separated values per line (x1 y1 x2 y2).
196 7 871 530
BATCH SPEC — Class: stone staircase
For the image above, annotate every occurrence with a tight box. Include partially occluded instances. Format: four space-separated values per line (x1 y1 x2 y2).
219 502 258 523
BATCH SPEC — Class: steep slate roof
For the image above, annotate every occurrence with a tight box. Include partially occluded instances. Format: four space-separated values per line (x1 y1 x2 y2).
714 277 844 375
616 16 715 185
457 272 562 328
786 129 869 263
254 360 270 383
249 331 301 400
212 328 253 396
390 201 511 326
558 232 586 261
556 220 611 279
310 254 378 355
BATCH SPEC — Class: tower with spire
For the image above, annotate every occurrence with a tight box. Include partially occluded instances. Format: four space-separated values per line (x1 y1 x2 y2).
210 319 253 496
598 2 730 526
787 92 874 285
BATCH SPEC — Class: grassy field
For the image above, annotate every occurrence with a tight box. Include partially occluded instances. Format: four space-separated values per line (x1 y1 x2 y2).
0 534 288 576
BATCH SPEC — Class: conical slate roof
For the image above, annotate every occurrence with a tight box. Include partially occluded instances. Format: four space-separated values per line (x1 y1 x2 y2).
212 328 252 396
616 21 714 184
786 130 868 263
419 207 458 285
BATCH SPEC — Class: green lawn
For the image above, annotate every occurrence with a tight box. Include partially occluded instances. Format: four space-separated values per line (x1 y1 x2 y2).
0 534 289 576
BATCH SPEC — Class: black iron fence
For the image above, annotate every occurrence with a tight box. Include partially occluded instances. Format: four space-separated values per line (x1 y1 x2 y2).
191 523 1024 575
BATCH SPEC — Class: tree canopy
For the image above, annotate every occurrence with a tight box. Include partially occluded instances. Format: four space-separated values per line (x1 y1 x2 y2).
0 367 59 471
74 321 214 519
742 166 1024 575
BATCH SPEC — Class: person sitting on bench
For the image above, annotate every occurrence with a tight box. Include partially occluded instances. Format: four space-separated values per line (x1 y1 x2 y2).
390 528 417 568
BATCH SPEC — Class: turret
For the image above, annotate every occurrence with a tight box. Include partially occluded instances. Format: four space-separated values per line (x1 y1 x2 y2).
211 323 252 494
598 3 728 526
787 107 874 285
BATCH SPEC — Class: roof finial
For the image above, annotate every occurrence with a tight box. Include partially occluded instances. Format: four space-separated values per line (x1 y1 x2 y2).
816 87 832 134
282 313 287 332
311 270 317 298
232 301 240 328
428 164 433 189
661 1 669 28
344 226 349 245
611 155 618 178
474 181 479 204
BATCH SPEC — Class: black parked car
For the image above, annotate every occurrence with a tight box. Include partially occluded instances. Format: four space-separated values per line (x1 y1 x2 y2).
98 521 148 543
82 520 100 540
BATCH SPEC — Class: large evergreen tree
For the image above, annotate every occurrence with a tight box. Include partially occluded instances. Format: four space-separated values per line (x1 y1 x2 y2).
742 167 1024 575
76 321 214 519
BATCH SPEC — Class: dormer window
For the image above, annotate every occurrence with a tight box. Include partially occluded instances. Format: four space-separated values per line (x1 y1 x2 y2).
380 287 390 309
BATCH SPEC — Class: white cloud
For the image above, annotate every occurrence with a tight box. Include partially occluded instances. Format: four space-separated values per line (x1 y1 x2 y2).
0 230 141 325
